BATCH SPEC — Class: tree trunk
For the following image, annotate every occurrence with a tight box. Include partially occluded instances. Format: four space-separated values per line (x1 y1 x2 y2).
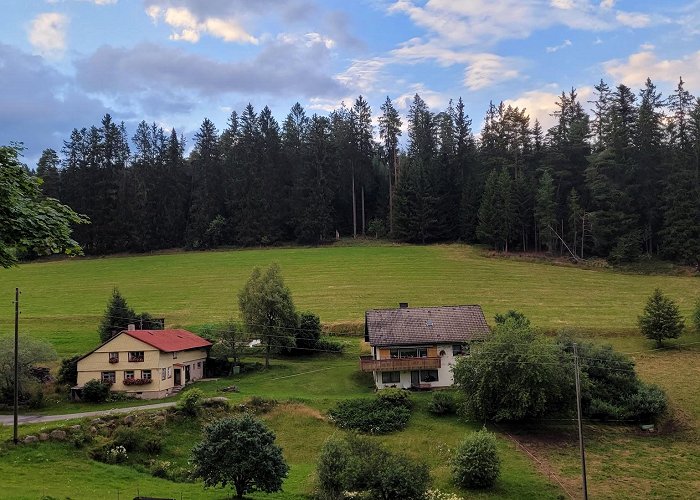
351 166 357 238
361 186 366 236
388 161 393 236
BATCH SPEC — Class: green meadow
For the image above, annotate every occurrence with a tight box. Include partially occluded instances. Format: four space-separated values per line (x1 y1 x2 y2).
0 243 697 355
1 243 699 499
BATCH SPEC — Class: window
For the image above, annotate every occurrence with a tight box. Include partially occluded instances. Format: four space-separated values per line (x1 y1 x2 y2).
172 351 178 359
167 367 172 379
197 361 201 368
161 368 166 381
420 370 439 383
142 370 152 380
101 371 116 384
382 371 401 384
389 347 429 359
108 352 119 363
124 370 135 380
453 344 470 356
128 351 144 362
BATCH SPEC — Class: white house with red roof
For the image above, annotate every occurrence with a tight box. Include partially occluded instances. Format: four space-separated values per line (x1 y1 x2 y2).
76 327 212 399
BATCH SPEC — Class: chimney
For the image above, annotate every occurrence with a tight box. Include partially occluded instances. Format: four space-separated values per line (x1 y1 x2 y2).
127 323 136 331
399 302 409 309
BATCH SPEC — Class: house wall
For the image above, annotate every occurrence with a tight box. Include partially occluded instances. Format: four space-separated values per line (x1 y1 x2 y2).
372 343 463 390
77 334 208 399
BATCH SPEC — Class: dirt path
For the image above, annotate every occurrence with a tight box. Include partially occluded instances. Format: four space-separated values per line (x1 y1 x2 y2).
0 402 175 426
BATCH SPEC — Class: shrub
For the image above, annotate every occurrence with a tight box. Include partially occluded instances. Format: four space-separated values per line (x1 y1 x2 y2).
428 391 457 416
177 388 204 416
328 398 411 434
625 384 668 423
247 396 278 414
377 388 412 409
143 435 163 455
106 445 128 464
150 460 170 478
451 429 500 489
316 435 351 499
317 433 429 500
82 379 110 403
113 427 145 452
71 431 93 449
315 338 344 353
57 355 80 386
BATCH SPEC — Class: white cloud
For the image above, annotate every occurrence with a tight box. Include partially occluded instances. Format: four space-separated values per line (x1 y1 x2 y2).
393 83 445 111
464 53 520 90
27 12 69 58
546 39 572 53
147 5 257 44
616 11 651 28
551 0 575 9
335 58 387 93
600 0 615 8
603 49 700 89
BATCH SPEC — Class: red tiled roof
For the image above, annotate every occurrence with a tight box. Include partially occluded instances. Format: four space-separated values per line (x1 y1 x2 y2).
124 329 211 352
365 305 490 346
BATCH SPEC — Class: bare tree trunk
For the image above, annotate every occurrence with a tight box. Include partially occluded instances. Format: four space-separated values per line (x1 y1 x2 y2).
361 186 366 236
388 162 393 236
351 166 357 238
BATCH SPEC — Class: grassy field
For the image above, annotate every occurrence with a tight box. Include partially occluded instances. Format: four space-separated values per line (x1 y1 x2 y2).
0 243 697 355
0 243 699 499
0 343 562 499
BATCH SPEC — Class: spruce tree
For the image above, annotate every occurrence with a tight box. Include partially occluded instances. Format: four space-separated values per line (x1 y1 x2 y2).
638 289 685 347
98 287 136 342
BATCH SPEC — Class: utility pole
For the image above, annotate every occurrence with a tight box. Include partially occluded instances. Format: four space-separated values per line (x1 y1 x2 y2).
573 343 588 500
13 287 20 444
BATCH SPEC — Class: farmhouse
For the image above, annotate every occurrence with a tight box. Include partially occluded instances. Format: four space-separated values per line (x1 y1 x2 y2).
75 327 211 399
360 304 490 389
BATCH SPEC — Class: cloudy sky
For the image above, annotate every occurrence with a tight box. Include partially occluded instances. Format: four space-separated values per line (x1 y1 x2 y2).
2 0 699 163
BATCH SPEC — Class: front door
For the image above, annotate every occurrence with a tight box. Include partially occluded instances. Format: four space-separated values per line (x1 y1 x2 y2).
174 368 181 386
410 370 420 387
185 365 190 383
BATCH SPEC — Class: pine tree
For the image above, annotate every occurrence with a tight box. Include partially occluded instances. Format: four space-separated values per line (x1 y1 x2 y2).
98 287 136 342
638 288 685 347
35 148 61 199
378 96 402 236
535 170 556 252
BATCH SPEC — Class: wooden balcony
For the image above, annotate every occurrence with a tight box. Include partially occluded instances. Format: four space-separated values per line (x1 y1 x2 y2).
359 355 441 372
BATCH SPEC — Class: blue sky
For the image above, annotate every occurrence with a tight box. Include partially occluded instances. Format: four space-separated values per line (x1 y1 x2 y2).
2 0 699 163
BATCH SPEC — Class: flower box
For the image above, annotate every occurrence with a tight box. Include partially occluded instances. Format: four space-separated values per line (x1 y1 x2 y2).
123 378 152 386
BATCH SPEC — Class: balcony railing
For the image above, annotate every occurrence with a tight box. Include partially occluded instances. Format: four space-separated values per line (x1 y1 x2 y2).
359 355 441 372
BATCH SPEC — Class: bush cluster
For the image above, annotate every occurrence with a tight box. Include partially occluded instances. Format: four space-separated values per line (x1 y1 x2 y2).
82 379 110 403
451 429 500 489
177 388 204 416
428 391 457 416
328 391 412 434
317 433 429 500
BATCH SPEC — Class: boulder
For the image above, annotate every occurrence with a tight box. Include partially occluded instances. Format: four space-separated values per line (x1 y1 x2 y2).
69 425 81 432
49 429 67 441
38 433 49 441
90 418 103 425
122 414 135 425
23 435 38 444
89 426 98 434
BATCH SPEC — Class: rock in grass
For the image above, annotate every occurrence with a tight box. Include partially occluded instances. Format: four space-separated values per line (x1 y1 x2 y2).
39 433 49 441
23 435 38 444
70 425 81 432
49 430 67 441
122 415 135 425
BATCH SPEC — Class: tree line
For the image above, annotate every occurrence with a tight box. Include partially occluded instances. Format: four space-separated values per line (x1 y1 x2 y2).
32 77 700 265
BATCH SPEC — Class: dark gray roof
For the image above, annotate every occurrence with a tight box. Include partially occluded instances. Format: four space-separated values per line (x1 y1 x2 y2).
365 305 490 346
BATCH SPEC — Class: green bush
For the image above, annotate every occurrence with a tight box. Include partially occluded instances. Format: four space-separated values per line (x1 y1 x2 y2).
451 429 500 489
377 388 412 408
177 388 204 416
317 433 429 500
143 435 163 455
247 396 278 414
625 384 667 423
314 338 345 353
57 355 80 386
328 398 411 434
82 379 110 403
113 426 145 452
70 431 93 449
150 460 170 478
588 399 627 421
316 435 351 499
428 391 457 416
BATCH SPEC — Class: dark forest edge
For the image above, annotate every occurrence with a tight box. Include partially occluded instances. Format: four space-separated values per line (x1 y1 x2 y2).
12 76 700 268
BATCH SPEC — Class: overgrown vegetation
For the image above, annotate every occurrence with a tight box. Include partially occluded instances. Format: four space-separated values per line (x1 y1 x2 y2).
0 335 56 405
451 429 501 489
317 433 430 500
328 390 413 434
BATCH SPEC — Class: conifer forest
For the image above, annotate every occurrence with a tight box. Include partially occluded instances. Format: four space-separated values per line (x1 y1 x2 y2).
33 78 700 266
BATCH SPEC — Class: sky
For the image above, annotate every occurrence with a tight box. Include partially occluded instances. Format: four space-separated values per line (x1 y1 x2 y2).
2 0 700 164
